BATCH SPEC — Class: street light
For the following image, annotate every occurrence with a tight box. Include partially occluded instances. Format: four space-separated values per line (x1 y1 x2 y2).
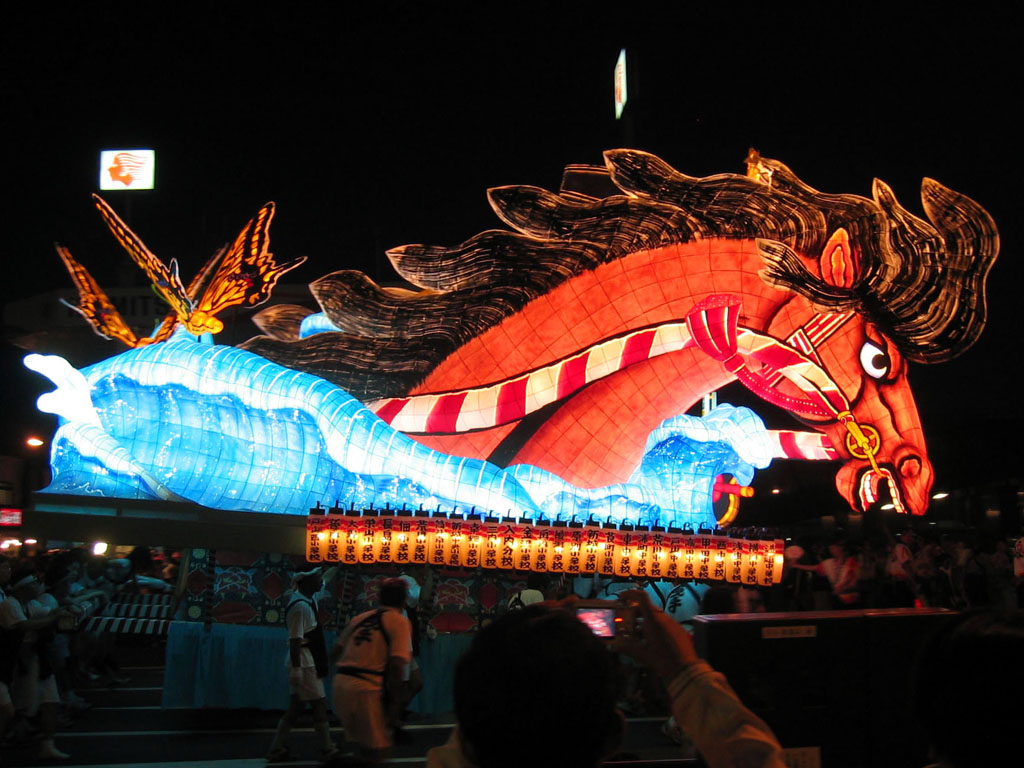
26 437 44 448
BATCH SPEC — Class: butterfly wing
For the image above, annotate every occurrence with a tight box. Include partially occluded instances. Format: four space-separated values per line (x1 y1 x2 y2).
55 245 139 346
91 194 193 322
185 243 230 303
184 202 307 335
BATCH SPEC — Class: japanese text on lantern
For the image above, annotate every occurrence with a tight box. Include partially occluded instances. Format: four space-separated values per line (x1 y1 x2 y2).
307 513 784 585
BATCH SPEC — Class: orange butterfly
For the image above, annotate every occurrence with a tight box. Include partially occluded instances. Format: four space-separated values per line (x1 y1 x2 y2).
58 196 306 346
57 244 164 346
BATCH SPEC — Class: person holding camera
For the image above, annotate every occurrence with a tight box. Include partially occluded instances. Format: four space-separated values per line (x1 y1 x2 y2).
427 589 784 768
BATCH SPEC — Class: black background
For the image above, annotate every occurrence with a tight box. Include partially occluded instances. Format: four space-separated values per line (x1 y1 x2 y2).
2 3 1019 520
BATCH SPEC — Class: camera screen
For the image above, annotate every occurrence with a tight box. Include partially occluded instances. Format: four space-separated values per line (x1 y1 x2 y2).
576 607 616 638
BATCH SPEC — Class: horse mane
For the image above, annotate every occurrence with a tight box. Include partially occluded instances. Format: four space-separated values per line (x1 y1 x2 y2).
241 150 998 399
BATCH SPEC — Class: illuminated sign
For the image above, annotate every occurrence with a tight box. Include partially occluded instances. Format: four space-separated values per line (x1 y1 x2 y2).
614 49 627 119
306 511 785 585
0 508 22 527
34 151 997 529
99 149 155 190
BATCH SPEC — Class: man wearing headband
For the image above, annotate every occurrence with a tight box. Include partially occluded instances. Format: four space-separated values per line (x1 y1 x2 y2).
267 567 338 763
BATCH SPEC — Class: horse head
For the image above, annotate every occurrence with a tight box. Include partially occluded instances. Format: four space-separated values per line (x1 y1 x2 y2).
757 170 998 516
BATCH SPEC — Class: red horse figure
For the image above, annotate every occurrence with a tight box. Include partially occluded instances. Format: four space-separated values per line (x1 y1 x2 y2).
246 150 998 518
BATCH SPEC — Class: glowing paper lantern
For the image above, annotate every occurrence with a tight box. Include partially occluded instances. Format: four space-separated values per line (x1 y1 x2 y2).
307 512 785 584
680 536 698 581
545 527 562 574
308 514 327 562
665 536 681 580
429 519 448 568
375 518 394 564
343 517 361 566
597 528 617 577
499 526 517 570
482 523 500 570
564 527 583 575
529 526 551 573
463 521 482 569
713 538 728 582
358 517 377 565
447 520 465 569
392 518 412 565
516 526 533 572
582 529 600 575
727 539 744 584
415 519 430 564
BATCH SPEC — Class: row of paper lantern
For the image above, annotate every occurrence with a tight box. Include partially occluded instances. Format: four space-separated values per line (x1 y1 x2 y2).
306 513 784 585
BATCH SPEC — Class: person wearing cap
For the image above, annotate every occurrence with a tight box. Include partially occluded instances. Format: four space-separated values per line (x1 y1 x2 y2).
331 577 413 763
0 567 71 760
267 566 339 763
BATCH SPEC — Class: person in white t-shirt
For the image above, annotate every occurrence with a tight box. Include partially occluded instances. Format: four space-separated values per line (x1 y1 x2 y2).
0 569 70 760
267 568 338 763
884 530 917 607
332 577 412 763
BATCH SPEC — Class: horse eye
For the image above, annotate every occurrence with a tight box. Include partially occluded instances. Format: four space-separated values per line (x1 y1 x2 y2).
859 341 890 379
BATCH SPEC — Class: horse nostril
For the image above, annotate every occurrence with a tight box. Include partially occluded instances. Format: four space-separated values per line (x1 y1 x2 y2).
899 457 921 479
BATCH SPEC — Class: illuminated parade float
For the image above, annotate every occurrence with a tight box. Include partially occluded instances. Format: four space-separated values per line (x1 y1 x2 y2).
24 150 998 707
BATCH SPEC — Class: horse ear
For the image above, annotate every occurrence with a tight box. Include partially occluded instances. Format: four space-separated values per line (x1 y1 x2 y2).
819 228 859 288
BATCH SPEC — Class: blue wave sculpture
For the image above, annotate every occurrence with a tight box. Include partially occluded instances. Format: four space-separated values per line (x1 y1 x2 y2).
25 332 771 528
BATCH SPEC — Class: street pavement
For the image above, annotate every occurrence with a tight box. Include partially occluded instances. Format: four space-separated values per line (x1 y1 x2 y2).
3 641 688 767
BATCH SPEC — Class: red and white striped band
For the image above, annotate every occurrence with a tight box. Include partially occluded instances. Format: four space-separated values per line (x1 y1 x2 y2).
369 302 853 463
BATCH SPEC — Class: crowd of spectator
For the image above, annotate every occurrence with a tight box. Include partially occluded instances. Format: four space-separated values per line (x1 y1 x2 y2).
0 545 178 762
781 526 1022 613
3 530 1023 766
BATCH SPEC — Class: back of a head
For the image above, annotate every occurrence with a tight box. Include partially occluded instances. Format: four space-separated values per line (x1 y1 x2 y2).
44 561 71 589
8 566 40 597
128 546 154 572
454 606 621 768
699 585 738 615
913 608 1024 767
379 578 408 608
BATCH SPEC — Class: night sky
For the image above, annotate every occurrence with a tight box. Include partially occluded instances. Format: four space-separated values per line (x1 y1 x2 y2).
2 4 1020 517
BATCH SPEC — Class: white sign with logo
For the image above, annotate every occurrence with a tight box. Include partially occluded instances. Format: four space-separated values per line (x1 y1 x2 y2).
99 149 155 190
